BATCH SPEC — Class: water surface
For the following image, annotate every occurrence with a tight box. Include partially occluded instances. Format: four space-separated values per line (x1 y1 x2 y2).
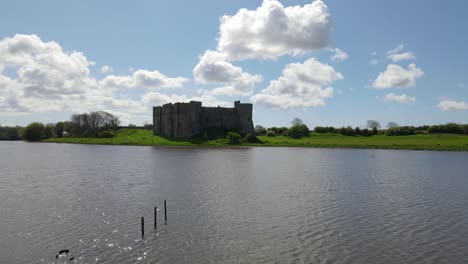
1 142 467 263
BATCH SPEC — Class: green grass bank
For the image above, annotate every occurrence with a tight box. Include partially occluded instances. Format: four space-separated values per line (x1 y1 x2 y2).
42 128 468 151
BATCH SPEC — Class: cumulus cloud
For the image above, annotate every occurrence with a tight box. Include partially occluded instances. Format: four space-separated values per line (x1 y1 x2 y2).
383 93 416 103
330 48 349 62
193 50 262 96
142 91 231 108
437 100 468 111
217 0 332 60
386 44 416 62
0 34 189 124
100 69 188 90
100 65 113 73
250 57 343 109
0 34 96 101
372 63 424 89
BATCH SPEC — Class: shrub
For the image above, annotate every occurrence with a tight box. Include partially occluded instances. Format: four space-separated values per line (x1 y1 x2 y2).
55 122 64 138
287 124 310 138
98 130 116 138
22 122 45 141
386 126 416 136
243 133 262 143
268 127 288 135
266 130 276 137
360 128 373 137
227 132 241 144
43 126 54 139
254 125 267 135
428 123 464 134
337 126 356 136
314 126 337 133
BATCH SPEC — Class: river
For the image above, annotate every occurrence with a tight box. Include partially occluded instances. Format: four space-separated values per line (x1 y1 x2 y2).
1 142 467 263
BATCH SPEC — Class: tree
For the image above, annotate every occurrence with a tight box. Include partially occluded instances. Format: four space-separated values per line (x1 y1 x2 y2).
266 130 276 137
43 125 54 139
55 122 64 138
22 122 45 141
143 121 152 130
287 124 310 138
291 118 304 127
227 132 241 144
367 120 381 134
254 125 266 135
69 111 120 137
387 122 399 129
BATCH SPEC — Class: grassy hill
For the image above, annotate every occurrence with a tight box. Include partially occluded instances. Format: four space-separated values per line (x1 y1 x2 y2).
42 128 468 151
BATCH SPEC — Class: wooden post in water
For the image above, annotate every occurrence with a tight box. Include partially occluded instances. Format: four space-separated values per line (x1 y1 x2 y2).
154 207 157 229
164 200 167 223
141 217 145 237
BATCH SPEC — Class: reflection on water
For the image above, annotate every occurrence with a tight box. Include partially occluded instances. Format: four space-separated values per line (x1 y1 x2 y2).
1 142 468 263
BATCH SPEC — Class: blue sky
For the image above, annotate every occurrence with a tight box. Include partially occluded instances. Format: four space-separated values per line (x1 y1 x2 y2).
0 0 467 127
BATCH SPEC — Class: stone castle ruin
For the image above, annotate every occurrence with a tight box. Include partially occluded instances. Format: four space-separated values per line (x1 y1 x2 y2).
153 101 255 138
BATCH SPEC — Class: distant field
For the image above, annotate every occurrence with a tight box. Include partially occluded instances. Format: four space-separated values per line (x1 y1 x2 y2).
43 128 468 151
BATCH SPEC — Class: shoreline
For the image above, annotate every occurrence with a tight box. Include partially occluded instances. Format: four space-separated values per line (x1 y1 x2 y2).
40 140 468 152
34 128 468 152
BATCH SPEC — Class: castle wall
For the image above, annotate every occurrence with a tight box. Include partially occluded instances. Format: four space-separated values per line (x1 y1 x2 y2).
153 106 162 135
153 101 254 138
172 102 203 138
235 102 255 135
200 107 239 131
161 103 173 137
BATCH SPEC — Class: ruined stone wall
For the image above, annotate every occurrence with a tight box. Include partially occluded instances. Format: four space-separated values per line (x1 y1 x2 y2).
235 102 255 135
153 101 254 138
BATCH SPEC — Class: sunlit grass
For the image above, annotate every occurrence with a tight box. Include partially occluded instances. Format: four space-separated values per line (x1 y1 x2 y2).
43 128 468 151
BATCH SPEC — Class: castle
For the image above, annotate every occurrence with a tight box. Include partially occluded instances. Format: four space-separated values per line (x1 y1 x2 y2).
153 101 255 138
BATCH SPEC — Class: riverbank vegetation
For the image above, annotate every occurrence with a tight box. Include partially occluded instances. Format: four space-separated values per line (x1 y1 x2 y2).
0 125 22 140
43 127 468 151
11 113 468 151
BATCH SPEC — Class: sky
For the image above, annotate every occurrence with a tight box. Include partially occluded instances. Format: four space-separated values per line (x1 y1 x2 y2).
1 0 467 128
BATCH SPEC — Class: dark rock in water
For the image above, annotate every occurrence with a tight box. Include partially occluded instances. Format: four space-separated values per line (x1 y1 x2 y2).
55 249 70 258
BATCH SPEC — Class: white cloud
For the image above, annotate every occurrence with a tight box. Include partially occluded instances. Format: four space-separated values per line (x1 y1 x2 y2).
437 100 468 111
100 65 113 73
217 0 332 60
372 63 424 89
251 57 342 109
383 93 416 103
330 48 349 62
386 44 416 62
387 44 404 54
193 50 262 96
100 69 188 90
388 52 416 62
0 34 191 124
141 91 230 108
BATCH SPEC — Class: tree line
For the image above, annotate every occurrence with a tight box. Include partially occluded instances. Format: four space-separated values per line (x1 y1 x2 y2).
0 125 22 140
20 111 121 141
255 120 468 138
